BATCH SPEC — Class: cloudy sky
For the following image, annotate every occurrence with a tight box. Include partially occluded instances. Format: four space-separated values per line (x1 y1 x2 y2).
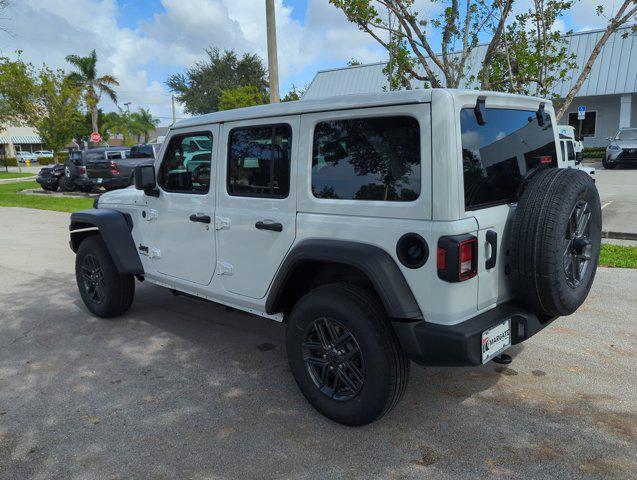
0 0 617 125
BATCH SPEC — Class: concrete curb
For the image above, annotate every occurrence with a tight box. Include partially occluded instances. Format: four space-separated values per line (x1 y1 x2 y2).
0 176 37 184
603 231 637 241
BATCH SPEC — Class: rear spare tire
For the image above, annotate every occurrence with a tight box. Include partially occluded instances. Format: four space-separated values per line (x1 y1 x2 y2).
510 168 601 317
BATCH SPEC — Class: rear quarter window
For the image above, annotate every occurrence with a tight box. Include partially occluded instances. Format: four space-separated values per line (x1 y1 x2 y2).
461 108 557 210
311 116 420 201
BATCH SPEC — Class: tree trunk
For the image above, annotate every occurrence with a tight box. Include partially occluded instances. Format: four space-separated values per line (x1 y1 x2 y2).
89 106 99 148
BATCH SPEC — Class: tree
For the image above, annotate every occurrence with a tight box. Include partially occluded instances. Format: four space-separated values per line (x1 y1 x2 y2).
130 108 160 143
555 1 637 119
282 84 306 102
329 0 513 89
0 55 37 171
65 50 119 136
102 109 143 146
0 55 37 130
218 85 266 111
27 69 83 162
484 0 578 99
166 48 268 115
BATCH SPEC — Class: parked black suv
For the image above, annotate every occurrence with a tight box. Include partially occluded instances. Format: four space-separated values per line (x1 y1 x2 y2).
85 146 154 191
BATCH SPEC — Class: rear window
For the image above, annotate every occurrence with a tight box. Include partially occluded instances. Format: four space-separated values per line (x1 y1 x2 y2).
461 108 557 210
312 116 420 201
69 151 83 166
129 145 154 158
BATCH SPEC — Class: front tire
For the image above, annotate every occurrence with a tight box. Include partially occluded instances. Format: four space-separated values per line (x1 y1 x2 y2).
286 283 409 426
602 156 617 169
75 236 135 318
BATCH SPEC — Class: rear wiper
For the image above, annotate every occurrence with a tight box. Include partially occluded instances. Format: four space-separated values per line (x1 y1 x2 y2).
474 96 487 126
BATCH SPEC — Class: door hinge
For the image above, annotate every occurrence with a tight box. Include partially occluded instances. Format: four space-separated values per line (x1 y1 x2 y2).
214 215 231 230
216 261 233 276
138 244 161 258
143 209 158 221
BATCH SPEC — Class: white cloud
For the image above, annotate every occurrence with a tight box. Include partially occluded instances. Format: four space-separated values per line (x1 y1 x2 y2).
0 0 389 125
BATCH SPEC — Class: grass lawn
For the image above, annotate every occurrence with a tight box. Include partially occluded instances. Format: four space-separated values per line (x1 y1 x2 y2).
0 181 93 213
0 172 36 179
599 243 637 269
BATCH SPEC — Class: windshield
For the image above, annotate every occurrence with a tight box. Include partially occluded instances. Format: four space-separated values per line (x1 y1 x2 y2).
616 129 637 141
461 107 557 210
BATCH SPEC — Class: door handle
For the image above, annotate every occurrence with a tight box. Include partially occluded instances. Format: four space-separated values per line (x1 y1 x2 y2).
255 220 283 232
189 214 211 224
485 230 498 270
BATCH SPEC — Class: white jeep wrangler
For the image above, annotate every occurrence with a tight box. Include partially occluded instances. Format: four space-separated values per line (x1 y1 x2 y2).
70 90 601 426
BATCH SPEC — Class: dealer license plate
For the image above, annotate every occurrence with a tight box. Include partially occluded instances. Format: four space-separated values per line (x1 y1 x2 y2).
97 178 103 184
481 320 511 363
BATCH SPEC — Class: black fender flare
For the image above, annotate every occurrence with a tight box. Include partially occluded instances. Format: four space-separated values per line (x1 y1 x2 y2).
69 209 144 275
265 239 422 319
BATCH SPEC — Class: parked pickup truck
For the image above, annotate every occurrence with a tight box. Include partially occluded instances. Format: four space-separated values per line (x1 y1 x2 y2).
85 146 154 191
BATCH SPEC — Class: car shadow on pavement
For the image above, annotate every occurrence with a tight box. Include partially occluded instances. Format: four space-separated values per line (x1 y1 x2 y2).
1 277 635 480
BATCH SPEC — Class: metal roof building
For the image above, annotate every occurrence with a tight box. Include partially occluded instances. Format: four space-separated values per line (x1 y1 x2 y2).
304 26 637 147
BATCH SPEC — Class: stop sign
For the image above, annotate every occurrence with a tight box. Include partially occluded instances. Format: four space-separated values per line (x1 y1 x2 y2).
90 132 101 143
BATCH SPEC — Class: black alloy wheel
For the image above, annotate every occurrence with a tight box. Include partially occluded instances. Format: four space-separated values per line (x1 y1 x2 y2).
302 317 364 401
563 200 593 288
81 253 106 304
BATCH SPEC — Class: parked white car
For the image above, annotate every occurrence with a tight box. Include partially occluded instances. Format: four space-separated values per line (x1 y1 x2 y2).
16 151 37 163
604 127 637 169
70 90 602 426
33 150 54 158
557 125 595 177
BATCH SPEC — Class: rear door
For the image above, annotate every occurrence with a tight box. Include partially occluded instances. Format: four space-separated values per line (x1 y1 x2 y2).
215 116 299 299
459 102 559 309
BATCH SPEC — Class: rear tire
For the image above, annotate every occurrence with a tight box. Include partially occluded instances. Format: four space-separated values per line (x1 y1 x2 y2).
59 175 76 192
510 168 601 317
286 283 409 426
75 236 135 318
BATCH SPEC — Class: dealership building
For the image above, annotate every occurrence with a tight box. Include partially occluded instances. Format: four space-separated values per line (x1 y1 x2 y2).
303 26 637 147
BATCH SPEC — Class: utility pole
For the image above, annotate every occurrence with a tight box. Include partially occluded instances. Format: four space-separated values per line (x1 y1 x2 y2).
265 0 280 103
171 95 176 125
124 102 132 114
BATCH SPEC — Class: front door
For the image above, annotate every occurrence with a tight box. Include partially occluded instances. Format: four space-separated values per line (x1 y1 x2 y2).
215 116 299 298
143 126 218 285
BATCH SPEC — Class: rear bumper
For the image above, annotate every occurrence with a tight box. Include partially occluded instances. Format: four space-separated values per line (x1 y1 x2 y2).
391 303 556 366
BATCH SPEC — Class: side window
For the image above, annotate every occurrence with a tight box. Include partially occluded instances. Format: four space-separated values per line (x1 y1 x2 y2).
159 132 213 193
311 116 420 201
227 124 291 198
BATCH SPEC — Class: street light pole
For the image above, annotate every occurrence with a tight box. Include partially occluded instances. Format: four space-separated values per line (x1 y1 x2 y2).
124 102 132 114
265 0 280 103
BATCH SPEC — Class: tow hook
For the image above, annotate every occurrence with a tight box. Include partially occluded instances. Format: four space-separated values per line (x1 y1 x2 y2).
493 354 512 365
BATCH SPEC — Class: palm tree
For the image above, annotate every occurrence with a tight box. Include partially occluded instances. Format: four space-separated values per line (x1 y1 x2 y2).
65 50 119 138
103 109 143 146
130 108 160 143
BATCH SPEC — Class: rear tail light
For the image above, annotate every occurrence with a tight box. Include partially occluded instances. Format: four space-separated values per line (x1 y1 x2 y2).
79 166 86 174
437 234 478 282
110 161 119 174
539 155 553 164
458 238 478 280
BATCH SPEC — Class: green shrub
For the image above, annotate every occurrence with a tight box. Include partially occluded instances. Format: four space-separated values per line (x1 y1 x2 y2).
1 157 18 167
583 147 605 159
37 157 55 165
57 151 69 163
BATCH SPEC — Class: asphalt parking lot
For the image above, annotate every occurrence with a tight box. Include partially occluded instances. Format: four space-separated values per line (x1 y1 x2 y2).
0 207 636 480
589 161 637 238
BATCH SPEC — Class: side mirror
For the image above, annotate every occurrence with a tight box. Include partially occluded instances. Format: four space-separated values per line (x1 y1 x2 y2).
134 165 157 194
